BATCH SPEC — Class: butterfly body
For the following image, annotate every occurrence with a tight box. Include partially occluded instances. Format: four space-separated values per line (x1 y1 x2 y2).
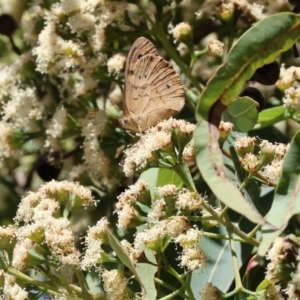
119 37 185 132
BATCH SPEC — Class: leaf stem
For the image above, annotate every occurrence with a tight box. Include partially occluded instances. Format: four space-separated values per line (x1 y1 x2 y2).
200 201 260 247
228 231 243 291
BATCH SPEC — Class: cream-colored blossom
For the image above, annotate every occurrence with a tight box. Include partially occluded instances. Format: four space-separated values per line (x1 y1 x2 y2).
0 225 17 248
15 181 95 224
219 121 234 132
44 106 68 149
207 40 224 57
81 110 116 188
176 190 203 211
2 274 28 300
233 136 256 157
196 0 265 22
275 143 289 159
172 22 192 41
102 269 128 300
277 65 300 91
123 118 195 177
11 238 33 270
200 282 219 300
265 284 284 300
115 180 150 228
67 13 96 33
148 199 166 222
218 2 235 20
285 262 300 300
92 25 106 52
283 86 300 111
123 129 172 177
0 53 43 133
40 180 95 207
156 184 178 198
163 217 190 237
248 3 265 20
81 218 109 269
2 87 44 130
21 5 46 45
116 180 149 206
180 247 206 270
266 237 296 281
260 142 288 180
175 228 203 248
241 153 260 173
0 122 20 160
134 226 165 255
261 160 282 180
33 20 85 74
107 53 126 76
116 204 135 229
183 138 195 157
44 217 80 266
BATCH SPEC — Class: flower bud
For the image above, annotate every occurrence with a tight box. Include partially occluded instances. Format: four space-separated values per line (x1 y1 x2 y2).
233 136 256 157
172 22 192 46
241 153 261 173
259 141 276 167
207 40 224 57
218 3 235 21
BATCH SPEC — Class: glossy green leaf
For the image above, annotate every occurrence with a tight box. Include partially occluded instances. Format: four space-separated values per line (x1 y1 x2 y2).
258 130 300 256
196 12 300 121
223 97 258 132
254 106 285 130
136 250 158 300
194 121 265 224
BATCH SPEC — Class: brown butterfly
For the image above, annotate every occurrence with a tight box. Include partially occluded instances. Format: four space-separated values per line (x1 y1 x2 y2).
119 37 185 132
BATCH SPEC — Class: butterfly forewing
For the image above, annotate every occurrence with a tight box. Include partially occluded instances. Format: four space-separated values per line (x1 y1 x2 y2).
132 56 184 114
121 37 185 131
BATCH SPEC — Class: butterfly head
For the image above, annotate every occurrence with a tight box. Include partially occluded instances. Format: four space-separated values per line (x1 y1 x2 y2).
119 113 148 132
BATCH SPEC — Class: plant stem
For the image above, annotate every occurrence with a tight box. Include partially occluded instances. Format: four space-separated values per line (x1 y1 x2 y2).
228 231 243 291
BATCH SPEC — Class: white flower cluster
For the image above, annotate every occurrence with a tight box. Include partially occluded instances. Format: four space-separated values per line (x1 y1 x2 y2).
32 0 127 101
114 181 206 271
277 64 300 113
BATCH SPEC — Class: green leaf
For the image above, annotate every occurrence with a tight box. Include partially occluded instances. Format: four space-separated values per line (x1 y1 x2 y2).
136 249 158 300
258 130 300 256
196 12 300 122
191 225 253 295
106 228 146 293
139 168 183 198
254 106 285 130
85 270 103 294
194 121 265 224
223 97 258 132
156 168 183 187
